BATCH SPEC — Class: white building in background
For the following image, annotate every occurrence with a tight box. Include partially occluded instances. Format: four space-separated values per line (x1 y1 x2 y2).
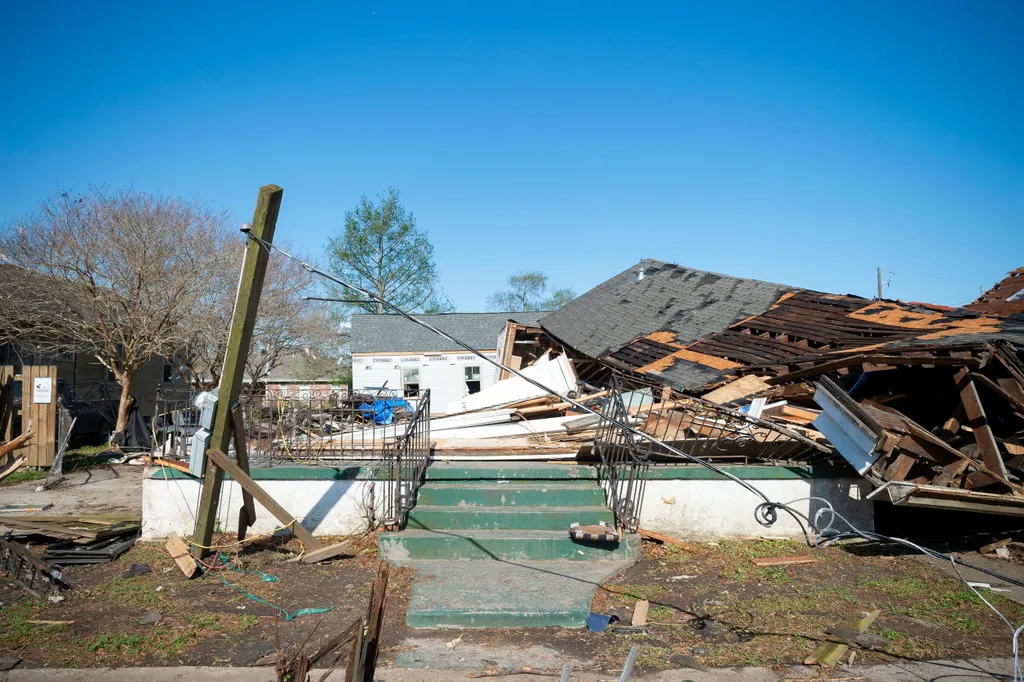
349 312 546 414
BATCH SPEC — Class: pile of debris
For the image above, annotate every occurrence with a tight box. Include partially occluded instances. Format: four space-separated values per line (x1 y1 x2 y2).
0 514 141 597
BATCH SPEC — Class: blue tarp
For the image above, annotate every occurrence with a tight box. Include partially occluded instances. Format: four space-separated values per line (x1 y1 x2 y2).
359 396 413 425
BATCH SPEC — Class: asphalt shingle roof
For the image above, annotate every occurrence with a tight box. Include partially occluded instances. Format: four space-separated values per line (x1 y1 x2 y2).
351 312 547 354
539 260 799 360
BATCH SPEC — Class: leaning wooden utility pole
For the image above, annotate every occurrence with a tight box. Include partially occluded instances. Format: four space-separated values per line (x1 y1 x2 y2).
191 184 283 559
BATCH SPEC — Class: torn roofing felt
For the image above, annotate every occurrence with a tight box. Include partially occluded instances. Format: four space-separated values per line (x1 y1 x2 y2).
538 260 799 363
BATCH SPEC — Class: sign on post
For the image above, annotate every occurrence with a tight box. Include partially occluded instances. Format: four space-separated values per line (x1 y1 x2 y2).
33 377 53 404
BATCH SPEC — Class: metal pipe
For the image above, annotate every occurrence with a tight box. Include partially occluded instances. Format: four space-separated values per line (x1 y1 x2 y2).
618 645 640 681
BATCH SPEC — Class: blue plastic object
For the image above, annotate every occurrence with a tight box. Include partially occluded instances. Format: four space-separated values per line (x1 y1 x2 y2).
359 396 413 425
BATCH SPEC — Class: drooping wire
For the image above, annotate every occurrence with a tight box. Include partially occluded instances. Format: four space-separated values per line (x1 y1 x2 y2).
244 229 1023 671
241 230 780 510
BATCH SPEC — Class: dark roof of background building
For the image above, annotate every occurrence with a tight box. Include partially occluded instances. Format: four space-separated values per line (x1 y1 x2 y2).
351 312 547 354
538 260 799 360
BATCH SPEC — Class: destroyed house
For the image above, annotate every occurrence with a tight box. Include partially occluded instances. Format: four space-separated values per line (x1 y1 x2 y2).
350 312 546 412
532 259 1024 517
536 259 802 390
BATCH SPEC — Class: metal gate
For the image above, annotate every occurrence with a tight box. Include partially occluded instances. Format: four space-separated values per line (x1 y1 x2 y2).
593 375 649 532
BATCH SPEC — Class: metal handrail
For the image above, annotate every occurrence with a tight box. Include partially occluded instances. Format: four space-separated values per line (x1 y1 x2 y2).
593 375 649 532
384 389 431 528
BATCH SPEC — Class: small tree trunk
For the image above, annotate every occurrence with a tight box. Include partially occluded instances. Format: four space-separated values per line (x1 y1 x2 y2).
114 373 135 436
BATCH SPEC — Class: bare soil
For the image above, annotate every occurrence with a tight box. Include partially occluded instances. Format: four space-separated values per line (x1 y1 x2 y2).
0 533 399 668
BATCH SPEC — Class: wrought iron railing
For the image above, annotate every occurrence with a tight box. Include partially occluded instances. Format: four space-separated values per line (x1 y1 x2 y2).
152 386 419 466
382 390 431 528
593 375 650 532
593 373 832 532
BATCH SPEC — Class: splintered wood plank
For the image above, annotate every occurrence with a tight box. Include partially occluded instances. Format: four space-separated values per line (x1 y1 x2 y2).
631 600 649 626
297 541 351 564
955 369 1008 479
638 528 694 551
883 452 917 482
166 533 199 578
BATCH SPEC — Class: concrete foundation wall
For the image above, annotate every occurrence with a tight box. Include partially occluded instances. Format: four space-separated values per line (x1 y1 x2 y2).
142 474 383 540
143 467 874 541
635 477 874 539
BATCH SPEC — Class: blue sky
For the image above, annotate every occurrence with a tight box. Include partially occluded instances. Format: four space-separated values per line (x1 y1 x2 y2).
2 2 1021 309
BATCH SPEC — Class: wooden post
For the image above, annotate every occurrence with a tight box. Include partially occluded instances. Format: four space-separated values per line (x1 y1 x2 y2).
192 185 284 559
955 368 1008 479
0 366 14 444
19 366 57 467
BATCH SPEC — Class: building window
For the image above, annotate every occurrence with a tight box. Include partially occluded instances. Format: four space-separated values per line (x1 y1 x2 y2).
465 366 481 395
402 367 420 398
162 361 175 383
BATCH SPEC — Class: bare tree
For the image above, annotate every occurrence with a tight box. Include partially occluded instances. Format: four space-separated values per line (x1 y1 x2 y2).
171 237 345 390
0 188 225 436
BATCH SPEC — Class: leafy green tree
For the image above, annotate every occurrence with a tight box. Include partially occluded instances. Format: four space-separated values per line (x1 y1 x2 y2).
326 188 449 314
486 271 577 312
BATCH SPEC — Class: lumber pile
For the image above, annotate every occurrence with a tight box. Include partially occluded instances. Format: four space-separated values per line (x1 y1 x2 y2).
0 515 140 567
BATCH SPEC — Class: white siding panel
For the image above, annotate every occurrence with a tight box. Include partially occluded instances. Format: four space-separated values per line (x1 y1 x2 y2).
353 351 498 415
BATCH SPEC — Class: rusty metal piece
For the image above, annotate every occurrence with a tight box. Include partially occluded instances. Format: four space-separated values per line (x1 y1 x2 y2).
0 537 70 599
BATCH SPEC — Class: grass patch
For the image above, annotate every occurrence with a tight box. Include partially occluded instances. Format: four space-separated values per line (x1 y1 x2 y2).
0 468 47 487
605 583 668 601
0 600 39 641
858 576 927 596
755 567 790 583
90 577 163 610
63 443 114 473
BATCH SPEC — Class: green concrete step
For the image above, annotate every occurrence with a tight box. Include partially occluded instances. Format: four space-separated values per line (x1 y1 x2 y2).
406 505 614 531
398 559 633 629
415 482 606 508
424 463 598 481
378 529 638 562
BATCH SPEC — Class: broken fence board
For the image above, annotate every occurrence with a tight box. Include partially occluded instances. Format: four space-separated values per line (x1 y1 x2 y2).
166 533 199 578
637 528 694 551
0 456 26 482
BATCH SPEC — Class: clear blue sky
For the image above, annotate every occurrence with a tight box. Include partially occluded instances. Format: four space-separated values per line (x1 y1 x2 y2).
2 2 1021 309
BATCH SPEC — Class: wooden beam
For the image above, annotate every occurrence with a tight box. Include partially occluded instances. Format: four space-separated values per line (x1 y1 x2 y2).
193 185 283 559
769 353 981 385
955 368 1008 479
206 448 322 551
231 406 256 540
0 366 13 444
968 372 1024 417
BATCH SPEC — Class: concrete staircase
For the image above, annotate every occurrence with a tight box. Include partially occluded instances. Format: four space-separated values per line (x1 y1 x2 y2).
378 462 639 628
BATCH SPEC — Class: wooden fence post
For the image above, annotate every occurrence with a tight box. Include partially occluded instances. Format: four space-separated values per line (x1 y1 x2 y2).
0 366 13 443
192 185 283 559
19 365 57 467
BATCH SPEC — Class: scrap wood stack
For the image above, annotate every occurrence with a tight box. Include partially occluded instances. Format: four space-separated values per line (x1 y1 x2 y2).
808 340 1024 515
0 514 140 570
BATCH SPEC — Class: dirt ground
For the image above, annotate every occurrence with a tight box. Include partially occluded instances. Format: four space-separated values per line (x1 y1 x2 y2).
377 539 1024 675
0 533 395 668
4 534 1024 674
